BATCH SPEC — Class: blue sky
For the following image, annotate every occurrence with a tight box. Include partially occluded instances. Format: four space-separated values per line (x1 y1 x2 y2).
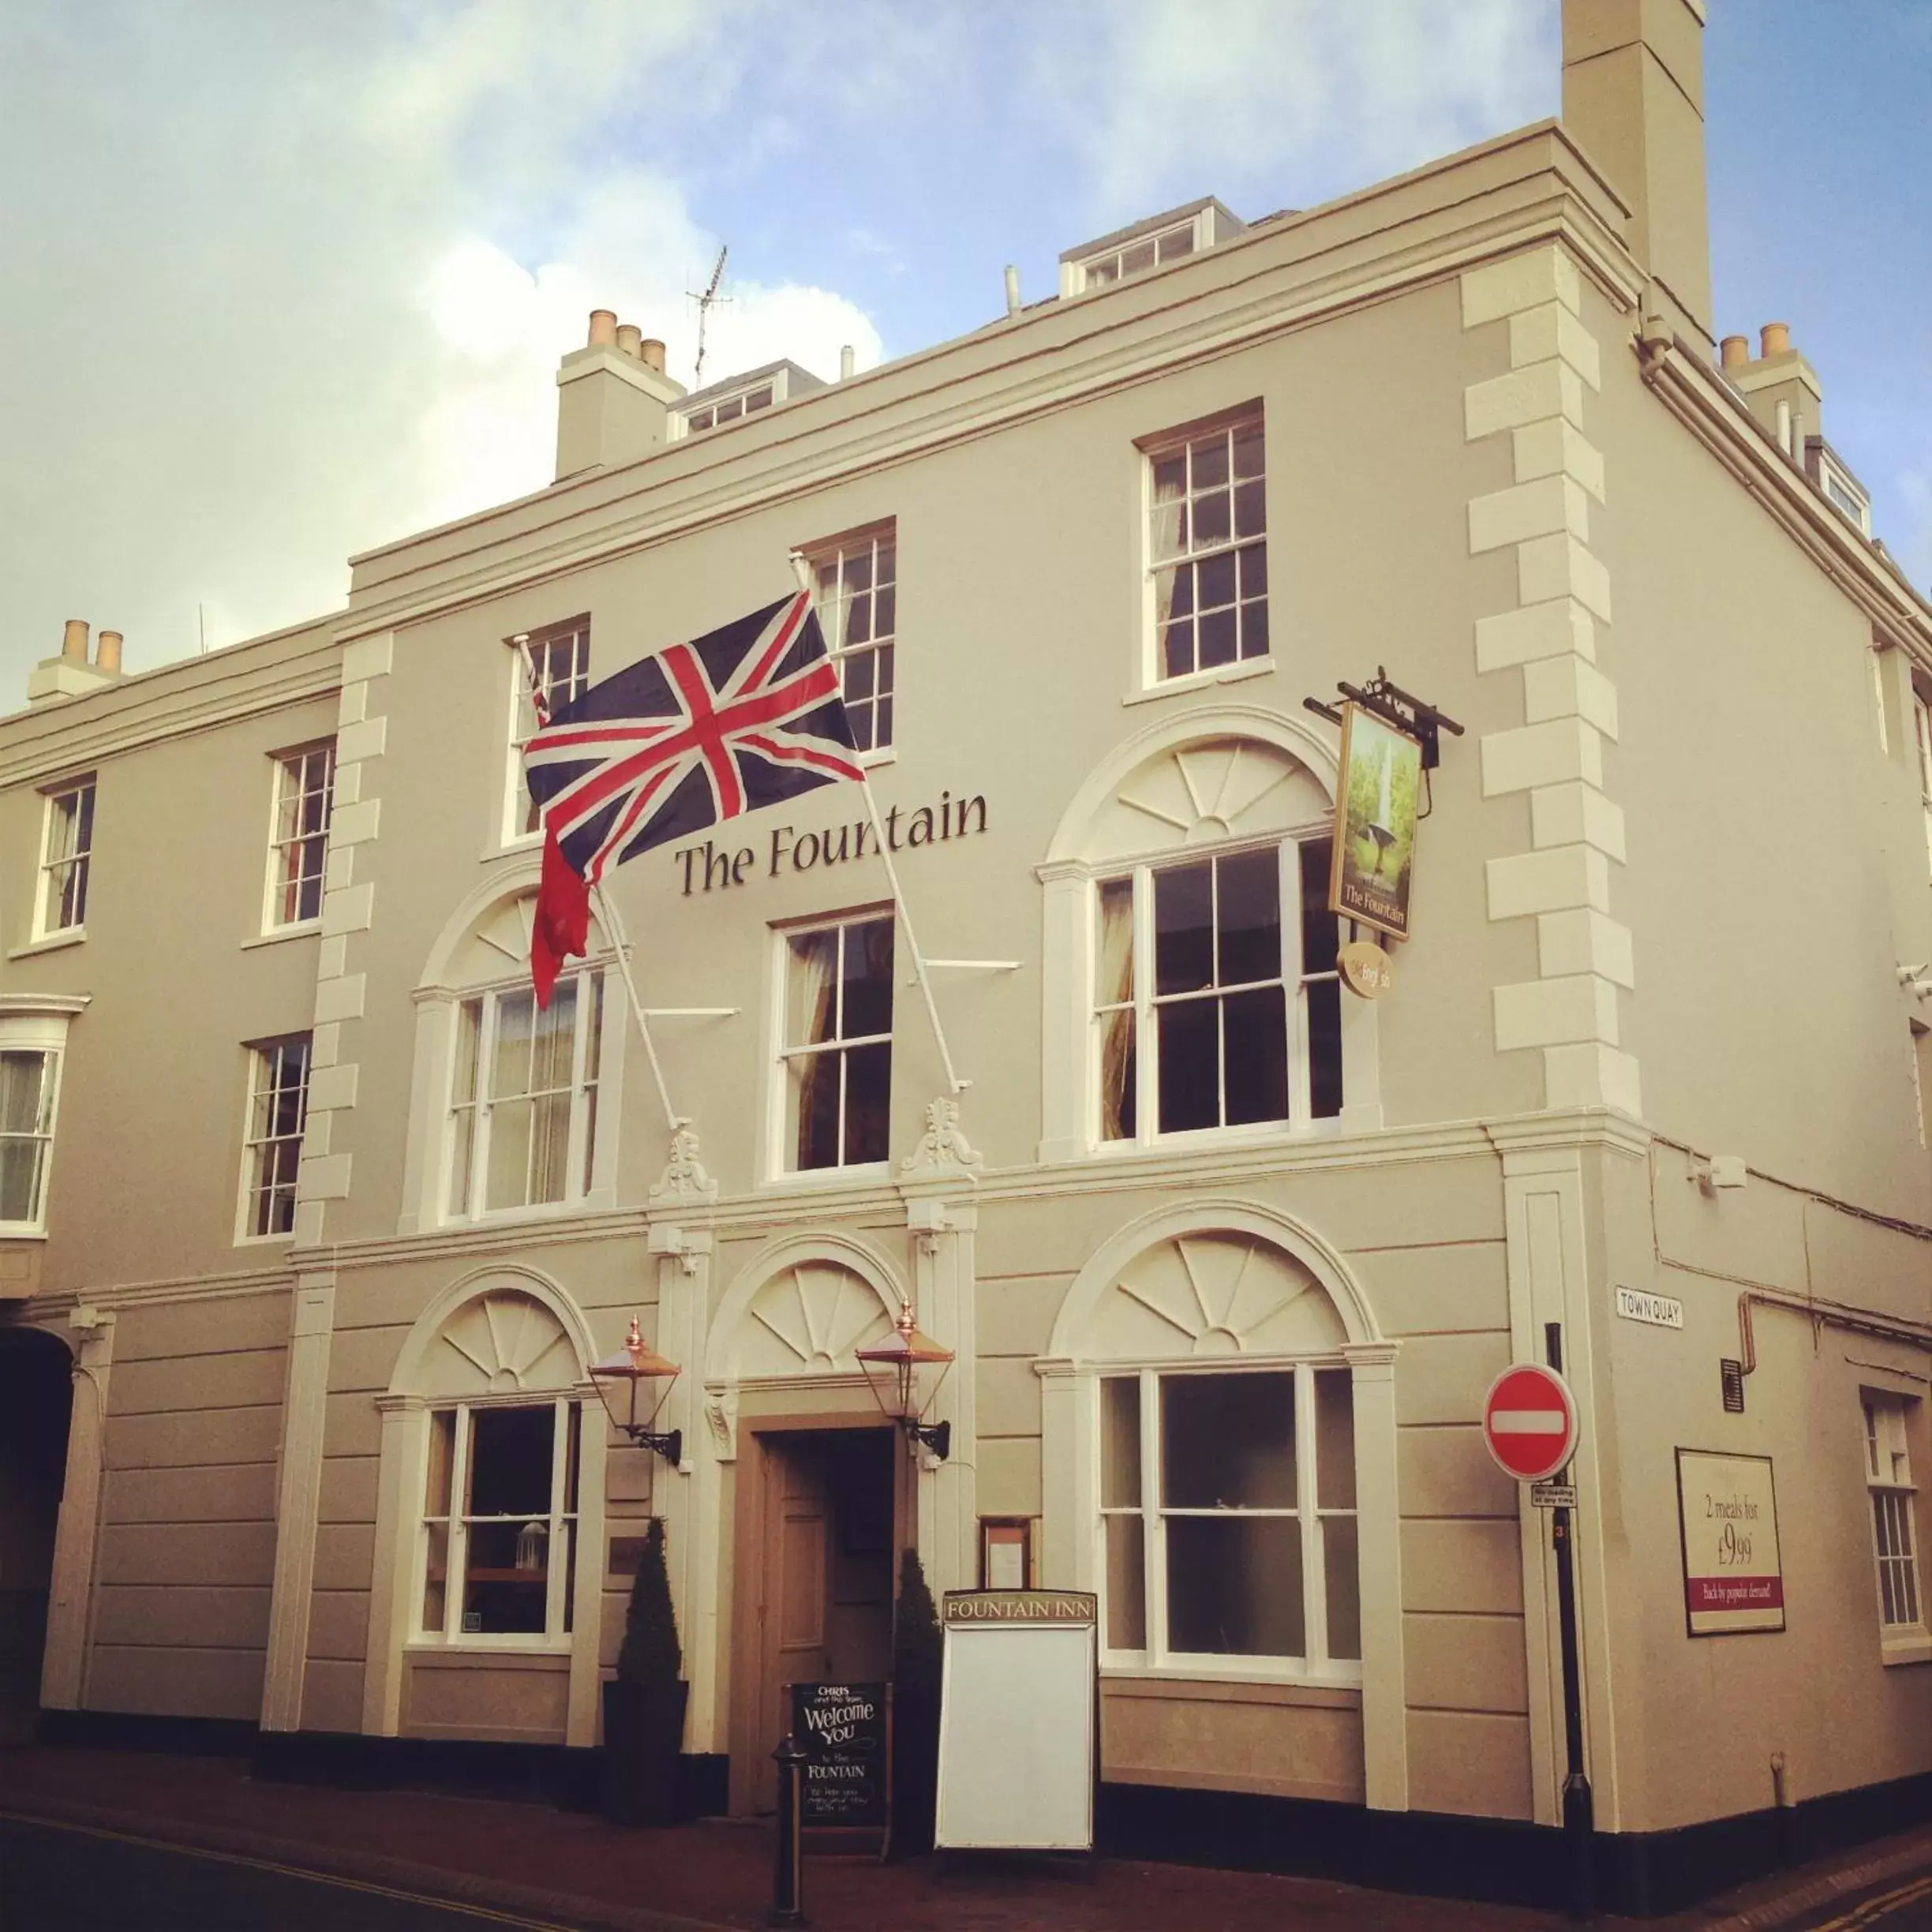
0 1 1924 688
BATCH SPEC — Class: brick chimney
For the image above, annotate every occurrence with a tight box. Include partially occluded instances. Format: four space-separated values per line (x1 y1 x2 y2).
1561 0 1713 353
554 311 687 481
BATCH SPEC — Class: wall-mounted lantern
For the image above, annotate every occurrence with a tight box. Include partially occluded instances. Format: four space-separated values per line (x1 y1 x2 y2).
856 1300 955 1462
588 1316 683 1465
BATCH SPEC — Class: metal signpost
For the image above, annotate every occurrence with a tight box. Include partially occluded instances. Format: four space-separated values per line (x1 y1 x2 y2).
1482 1342 1593 1922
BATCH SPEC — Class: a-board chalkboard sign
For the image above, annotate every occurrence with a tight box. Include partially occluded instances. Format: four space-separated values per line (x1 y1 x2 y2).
934 1591 1096 1852
789 1681 890 1829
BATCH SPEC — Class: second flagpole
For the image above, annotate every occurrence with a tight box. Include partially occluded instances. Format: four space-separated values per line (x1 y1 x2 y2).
514 632 686 1132
788 556 967 1099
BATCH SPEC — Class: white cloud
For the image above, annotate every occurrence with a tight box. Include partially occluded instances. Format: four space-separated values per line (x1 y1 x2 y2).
1029 0 1554 219
0 1 879 684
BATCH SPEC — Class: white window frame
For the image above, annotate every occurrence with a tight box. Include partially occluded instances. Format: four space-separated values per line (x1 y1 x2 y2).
0 1015 69 1238
36 777 95 940
236 1034 311 1243
1139 410 1268 693
1091 831 1342 1151
1095 1359 1361 1686
443 967 610 1225
262 743 335 933
679 380 777 436
414 1395 581 1653
805 522 898 762
1864 1392 1928 1661
503 622 592 848
768 908 896 1182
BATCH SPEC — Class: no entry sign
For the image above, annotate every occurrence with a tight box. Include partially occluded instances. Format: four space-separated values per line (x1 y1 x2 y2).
1482 1363 1578 1483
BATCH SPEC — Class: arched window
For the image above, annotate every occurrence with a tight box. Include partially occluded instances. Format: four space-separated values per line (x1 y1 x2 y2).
1083 1232 1358 1679
401 882 623 1235
410 1289 587 1649
1039 713 1378 1161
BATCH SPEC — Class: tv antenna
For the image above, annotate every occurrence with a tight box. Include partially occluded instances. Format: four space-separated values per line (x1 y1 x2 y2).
691 245 728 388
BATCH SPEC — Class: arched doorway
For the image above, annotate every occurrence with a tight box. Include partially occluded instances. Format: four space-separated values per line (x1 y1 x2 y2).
0 1326 73 1741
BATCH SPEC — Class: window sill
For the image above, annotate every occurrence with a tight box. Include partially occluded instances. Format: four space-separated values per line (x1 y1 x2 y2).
1100 1666 1362 1702
1088 1117 1346 1159
8 930 85 960
242 920 321 950
234 1230 296 1249
1881 1631 1932 1667
0 1226 48 1244
484 831 545 864
1124 658 1275 708
858 747 897 771
442 1200 595 1230
762 1161 893 1192
404 1641 572 1664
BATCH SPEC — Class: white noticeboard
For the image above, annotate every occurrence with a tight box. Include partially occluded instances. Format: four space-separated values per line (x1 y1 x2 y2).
934 1590 1096 1852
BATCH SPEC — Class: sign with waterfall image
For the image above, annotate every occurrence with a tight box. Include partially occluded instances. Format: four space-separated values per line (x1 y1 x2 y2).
1328 702 1421 939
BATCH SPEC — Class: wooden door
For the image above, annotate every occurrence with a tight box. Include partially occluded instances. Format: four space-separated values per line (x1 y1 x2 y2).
753 1437 832 1810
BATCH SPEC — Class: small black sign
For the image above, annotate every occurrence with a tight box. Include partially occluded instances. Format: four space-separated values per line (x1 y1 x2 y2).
790 1682 888 1828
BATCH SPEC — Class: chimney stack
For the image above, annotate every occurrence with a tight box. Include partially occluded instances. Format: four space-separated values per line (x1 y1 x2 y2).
554 309 686 481
28 620 122 706
1722 319 1823 462
1561 0 1713 352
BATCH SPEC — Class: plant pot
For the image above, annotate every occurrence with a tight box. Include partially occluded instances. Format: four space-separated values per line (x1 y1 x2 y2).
603 1679 689 1827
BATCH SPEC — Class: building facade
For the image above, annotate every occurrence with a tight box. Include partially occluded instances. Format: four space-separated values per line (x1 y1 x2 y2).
2 2 1928 1911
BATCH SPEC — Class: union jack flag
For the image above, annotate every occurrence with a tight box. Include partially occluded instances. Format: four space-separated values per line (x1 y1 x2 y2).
522 590 864 1003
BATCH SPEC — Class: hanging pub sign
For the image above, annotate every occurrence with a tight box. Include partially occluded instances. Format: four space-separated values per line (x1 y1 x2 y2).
789 1681 890 1828
1676 1449 1785 1637
1328 702 1423 940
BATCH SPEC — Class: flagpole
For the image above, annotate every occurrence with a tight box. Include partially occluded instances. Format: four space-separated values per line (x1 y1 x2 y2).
592 881 686 1130
513 632 685 1131
787 553 967 1098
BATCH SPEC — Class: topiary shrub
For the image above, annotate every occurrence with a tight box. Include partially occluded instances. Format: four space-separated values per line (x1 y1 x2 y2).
616 1518 681 1688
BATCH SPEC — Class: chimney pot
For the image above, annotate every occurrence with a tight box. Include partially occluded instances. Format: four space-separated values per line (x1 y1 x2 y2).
640 338 666 374
615 323 642 359
839 344 856 381
587 309 618 348
1720 335 1749 370
1760 321 1791 359
95 630 123 673
61 620 89 661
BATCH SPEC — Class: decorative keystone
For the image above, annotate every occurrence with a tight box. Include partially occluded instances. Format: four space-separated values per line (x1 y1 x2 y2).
650 1125 719 1205
900 1098 983 1178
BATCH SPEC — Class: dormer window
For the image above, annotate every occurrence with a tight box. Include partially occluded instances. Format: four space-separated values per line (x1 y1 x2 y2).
1804 438 1871 537
686 382 773 434
1085 220 1196 287
672 360 827 440
1061 198 1245 298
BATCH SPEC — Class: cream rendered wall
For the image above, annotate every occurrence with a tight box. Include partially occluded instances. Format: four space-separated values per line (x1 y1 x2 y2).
1584 1144 1931 1836
1 680 341 1293
88 1290 289 1718
1586 287 1932 1223
327 271 1590 1251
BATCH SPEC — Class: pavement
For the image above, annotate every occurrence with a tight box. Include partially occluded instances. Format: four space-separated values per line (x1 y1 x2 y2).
0 1741 1926 1932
